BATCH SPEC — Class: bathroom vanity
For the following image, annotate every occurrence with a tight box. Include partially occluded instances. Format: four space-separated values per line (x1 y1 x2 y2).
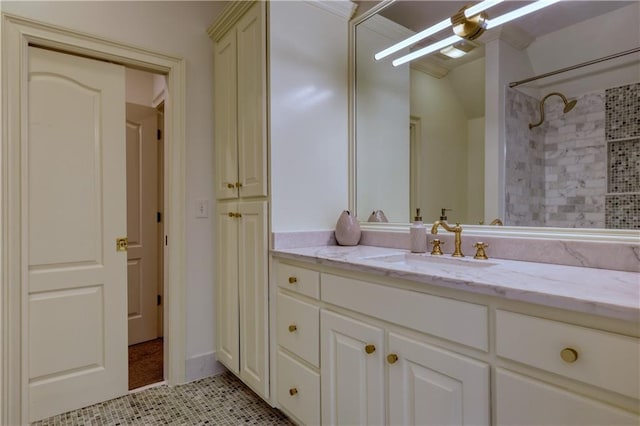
270 244 639 425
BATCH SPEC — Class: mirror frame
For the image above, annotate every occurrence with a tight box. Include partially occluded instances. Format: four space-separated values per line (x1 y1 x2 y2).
348 0 640 243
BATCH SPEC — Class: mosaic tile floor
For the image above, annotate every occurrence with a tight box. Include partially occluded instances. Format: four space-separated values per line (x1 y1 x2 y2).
32 372 294 425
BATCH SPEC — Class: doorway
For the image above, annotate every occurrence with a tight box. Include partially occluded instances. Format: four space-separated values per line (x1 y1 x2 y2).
125 73 166 390
2 14 188 425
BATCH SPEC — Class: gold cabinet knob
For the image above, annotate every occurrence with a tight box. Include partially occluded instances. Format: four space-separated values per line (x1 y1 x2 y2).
289 387 298 396
365 344 376 354
288 324 297 333
226 183 235 189
288 276 297 284
228 212 234 217
560 347 579 363
387 353 399 364
235 182 243 188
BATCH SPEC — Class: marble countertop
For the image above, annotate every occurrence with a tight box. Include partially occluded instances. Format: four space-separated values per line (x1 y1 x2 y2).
272 245 640 322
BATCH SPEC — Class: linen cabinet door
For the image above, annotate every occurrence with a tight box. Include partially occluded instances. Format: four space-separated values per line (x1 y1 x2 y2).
236 1 267 198
213 28 238 200
238 200 269 398
388 332 489 426
215 202 239 373
321 310 385 425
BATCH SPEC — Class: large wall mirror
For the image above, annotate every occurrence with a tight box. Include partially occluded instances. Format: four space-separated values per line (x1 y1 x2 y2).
352 0 639 232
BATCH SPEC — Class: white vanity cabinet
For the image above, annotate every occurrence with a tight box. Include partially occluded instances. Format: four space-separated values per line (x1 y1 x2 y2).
320 273 490 426
495 310 640 425
275 263 322 425
321 310 385 425
272 257 640 426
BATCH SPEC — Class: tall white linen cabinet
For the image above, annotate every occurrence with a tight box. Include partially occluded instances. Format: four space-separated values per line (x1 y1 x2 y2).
208 0 355 405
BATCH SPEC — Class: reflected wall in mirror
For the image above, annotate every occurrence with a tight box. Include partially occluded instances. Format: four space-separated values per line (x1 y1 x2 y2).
354 0 640 229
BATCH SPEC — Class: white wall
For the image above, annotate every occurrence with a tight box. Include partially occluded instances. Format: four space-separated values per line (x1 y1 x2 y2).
269 1 351 231
410 70 470 224
125 68 156 106
356 15 411 223
525 2 640 97
1 1 225 376
467 117 485 224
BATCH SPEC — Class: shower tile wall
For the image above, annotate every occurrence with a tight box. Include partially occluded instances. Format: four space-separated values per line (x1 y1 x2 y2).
506 82 639 229
605 82 640 229
505 89 545 226
543 91 606 228
505 89 606 228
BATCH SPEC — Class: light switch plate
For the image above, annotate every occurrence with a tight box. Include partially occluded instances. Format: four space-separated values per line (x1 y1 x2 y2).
196 199 209 218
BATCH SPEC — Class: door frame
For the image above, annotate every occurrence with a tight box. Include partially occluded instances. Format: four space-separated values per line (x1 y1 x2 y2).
1 14 187 424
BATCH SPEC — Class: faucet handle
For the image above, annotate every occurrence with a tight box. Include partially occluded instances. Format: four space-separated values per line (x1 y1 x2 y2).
430 239 444 255
473 242 489 260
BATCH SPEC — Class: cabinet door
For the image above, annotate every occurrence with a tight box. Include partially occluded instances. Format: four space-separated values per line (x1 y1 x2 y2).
238 200 269 398
388 333 489 426
215 202 239 373
321 310 385 425
496 369 639 425
236 2 267 198
213 28 238 200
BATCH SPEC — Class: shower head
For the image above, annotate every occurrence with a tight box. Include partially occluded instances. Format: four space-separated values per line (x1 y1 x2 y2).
564 99 577 114
529 92 577 129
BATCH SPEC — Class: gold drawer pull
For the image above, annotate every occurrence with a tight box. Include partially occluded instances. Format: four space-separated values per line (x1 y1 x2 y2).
365 344 376 354
288 276 297 284
560 347 579 363
226 183 235 189
387 353 399 364
289 387 298 396
288 324 297 333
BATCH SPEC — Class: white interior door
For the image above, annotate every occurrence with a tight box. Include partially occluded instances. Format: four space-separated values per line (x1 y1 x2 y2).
126 103 159 346
27 46 128 422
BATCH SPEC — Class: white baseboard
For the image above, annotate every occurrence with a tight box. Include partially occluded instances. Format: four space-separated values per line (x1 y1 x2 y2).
185 351 226 382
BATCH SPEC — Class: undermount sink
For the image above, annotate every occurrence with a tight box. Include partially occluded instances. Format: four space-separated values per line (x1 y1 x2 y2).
361 252 497 269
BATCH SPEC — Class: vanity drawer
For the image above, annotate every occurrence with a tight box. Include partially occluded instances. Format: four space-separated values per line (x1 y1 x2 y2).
496 310 640 399
277 350 320 426
276 263 320 300
321 273 488 351
277 292 320 367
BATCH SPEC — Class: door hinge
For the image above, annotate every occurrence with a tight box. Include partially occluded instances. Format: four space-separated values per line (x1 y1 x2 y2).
157 211 162 223
157 129 162 140
165 235 168 246
157 295 162 306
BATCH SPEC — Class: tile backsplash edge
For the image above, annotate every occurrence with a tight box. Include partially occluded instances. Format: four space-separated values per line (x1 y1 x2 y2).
273 230 639 272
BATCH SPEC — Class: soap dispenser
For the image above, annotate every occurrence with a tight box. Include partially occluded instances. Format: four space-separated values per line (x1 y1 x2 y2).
410 208 427 253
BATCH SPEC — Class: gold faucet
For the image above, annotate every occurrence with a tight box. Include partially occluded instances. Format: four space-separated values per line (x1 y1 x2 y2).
431 220 464 257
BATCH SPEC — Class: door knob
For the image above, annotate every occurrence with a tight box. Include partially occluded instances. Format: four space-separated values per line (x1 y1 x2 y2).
365 344 376 354
288 324 297 333
387 353 399 364
288 276 297 284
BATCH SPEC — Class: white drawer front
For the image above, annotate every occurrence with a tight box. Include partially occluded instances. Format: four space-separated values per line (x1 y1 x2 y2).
321 273 489 351
277 292 320 367
496 310 640 399
277 350 320 426
496 368 639 425
276 263 320 299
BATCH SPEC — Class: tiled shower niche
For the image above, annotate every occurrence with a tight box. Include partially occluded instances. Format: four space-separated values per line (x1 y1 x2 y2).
505 82 639 229
605 82 640 229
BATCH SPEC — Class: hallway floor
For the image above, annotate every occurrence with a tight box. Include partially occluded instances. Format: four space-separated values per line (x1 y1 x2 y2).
31 372 293 425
